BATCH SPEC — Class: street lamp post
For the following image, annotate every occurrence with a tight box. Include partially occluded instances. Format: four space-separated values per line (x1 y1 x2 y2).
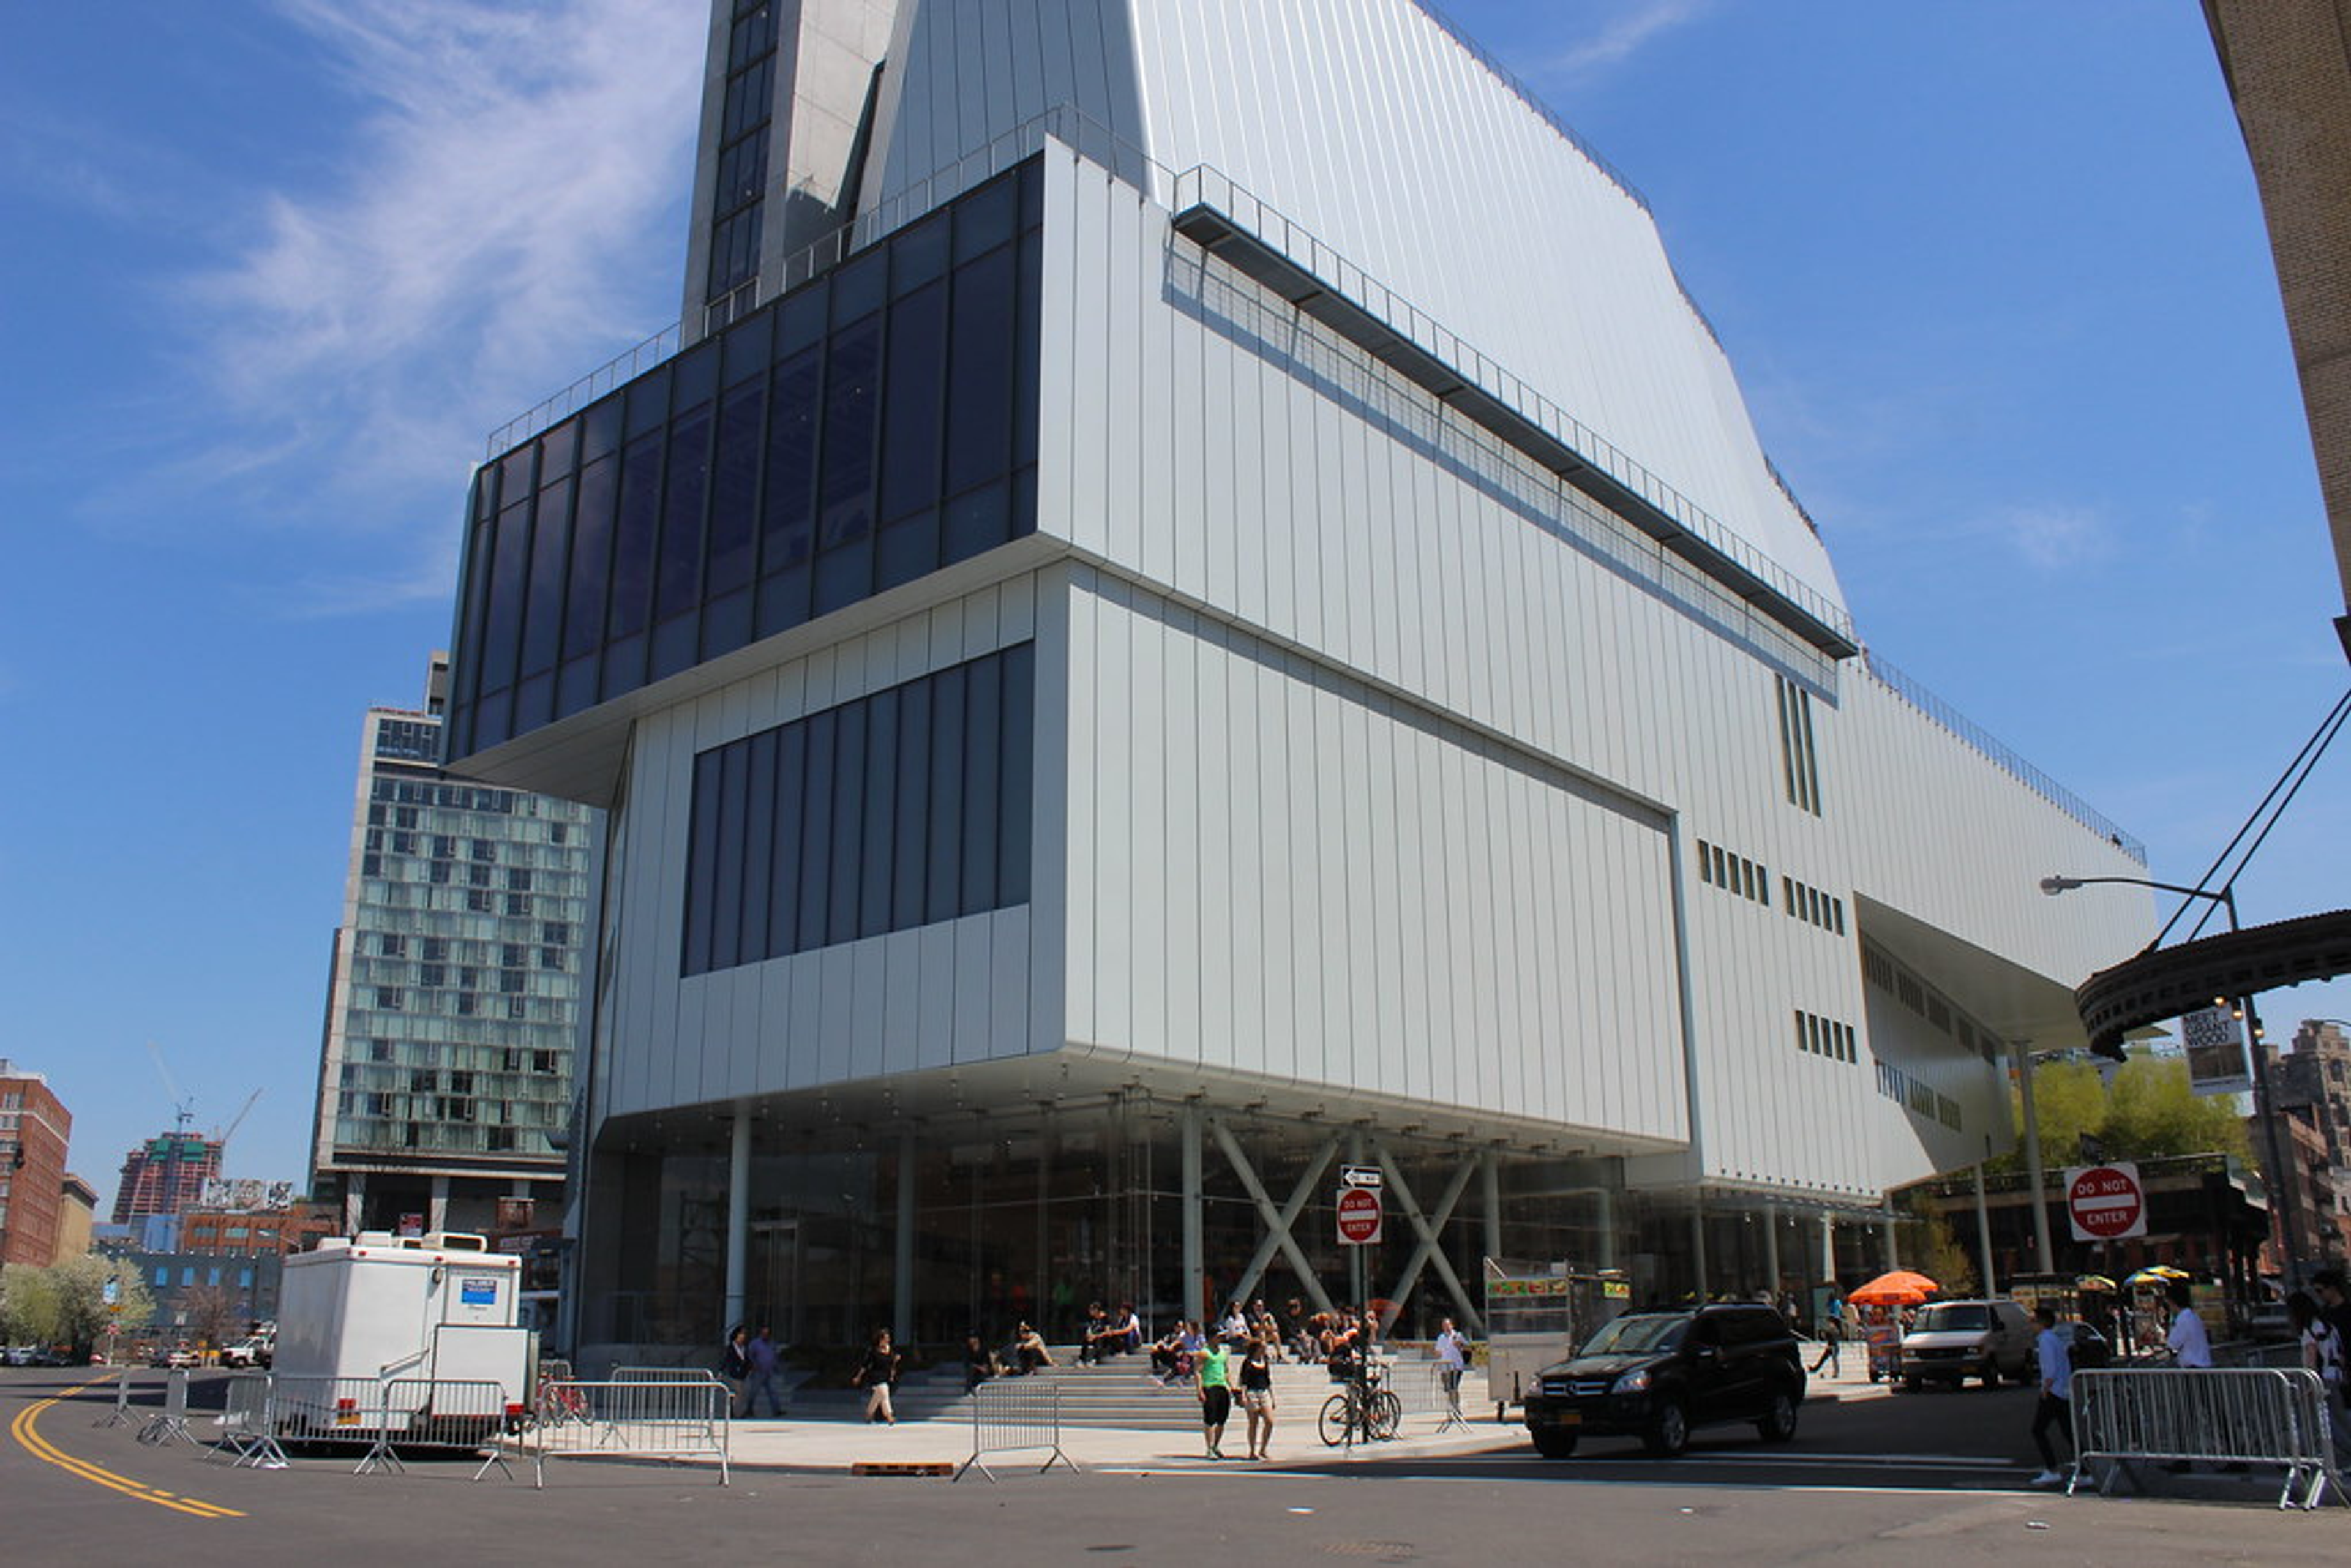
2041 874 2307 1287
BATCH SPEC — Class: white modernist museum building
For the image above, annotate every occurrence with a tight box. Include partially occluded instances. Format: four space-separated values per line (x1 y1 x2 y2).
441 0 2150 1357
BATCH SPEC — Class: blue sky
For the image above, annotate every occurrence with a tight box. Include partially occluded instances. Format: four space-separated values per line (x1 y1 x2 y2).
4 0 2344 1202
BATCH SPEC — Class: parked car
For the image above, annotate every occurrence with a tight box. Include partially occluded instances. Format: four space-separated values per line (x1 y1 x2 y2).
1897 1299 2036 1390
3 1346 37 1367
220 1338 273 1370
151 1344 199 1370
1523 1302 1806 1458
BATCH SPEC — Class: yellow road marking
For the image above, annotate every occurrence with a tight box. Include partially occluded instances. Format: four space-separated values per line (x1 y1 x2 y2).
9 1376 246 1519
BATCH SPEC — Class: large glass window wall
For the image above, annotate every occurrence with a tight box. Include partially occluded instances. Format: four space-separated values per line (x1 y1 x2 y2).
582 1100 1638 1356
450 158 1044 760
680 642 1034 975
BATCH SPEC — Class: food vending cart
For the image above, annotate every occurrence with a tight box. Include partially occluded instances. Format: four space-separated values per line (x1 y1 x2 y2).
1481 1261 1630 1420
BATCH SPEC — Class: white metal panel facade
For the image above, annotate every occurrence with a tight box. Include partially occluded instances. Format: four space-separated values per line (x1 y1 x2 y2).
595 580 1049 1124
866 0 1840 609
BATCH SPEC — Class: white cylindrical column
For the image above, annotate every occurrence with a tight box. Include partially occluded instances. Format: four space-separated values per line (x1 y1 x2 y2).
894 1133 917 1342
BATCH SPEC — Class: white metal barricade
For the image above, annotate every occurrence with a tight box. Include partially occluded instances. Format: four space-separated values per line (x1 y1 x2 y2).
94 1371 135 1428
525 1378 730 1488
2068 1366 2345 1510
136 1370 196 1447
353 1379 518 1479
955 1377 1077 1481
208 1371 289 1468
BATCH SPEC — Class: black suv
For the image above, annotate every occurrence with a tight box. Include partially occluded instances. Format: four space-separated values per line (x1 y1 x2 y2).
1523 1304 1806 1458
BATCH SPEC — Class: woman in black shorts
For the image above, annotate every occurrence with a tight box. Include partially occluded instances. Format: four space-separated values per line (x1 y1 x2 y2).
1239 1335 1277 1460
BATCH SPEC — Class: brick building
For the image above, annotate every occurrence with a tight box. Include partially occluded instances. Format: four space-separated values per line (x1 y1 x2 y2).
0 1060 74 1267
179 1204 334 1258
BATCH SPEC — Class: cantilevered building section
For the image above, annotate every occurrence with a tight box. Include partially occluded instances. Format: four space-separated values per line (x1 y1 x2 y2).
443 0 2151 1360
309 656 601 1240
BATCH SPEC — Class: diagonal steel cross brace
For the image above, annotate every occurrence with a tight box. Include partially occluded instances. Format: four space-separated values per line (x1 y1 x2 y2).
1208 1118 1340 1318
1375 1146 1484 1335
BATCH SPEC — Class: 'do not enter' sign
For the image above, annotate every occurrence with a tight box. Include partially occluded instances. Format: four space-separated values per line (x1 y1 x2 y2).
2064 1162 2148 1243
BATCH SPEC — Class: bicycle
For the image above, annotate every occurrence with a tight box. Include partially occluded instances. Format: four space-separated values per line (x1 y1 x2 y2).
1318 1360 1402 1447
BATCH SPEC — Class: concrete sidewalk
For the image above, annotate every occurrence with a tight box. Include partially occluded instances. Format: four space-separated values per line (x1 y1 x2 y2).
692 1354 1888 1474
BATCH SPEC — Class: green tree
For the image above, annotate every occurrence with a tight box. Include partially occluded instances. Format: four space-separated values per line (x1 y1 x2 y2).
1900 1200 1979 1296
49 1255 156 1354
1990 1055 2249 1174
1 1262 62 1346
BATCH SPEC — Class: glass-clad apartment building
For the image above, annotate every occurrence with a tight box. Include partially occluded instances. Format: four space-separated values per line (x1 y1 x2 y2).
310 656 601 1241
439 0 2153 1364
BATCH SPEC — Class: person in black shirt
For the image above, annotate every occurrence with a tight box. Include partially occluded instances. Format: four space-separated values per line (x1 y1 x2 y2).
1238 1335 1277 1460
853 1328 902 1424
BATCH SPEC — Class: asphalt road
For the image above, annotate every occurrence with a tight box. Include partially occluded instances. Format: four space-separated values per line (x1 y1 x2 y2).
2 1368 2330 1566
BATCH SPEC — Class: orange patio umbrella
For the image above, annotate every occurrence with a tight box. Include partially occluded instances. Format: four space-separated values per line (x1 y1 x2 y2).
1846 1269 1940 1307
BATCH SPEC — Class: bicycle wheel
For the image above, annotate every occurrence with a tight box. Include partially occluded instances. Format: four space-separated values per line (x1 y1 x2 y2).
1319 1393 1354 1447
1369 1390 1402 1440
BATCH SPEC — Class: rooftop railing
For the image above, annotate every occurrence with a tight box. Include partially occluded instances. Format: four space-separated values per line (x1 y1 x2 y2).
1861 647 2147 861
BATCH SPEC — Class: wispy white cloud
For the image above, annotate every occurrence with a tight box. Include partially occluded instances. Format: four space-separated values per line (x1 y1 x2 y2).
166 0 702 609
1983 501 2114 571
1540 0 1714 84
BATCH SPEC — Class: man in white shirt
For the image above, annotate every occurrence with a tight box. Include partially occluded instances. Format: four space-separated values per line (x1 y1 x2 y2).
2028 1305 2074 1487
2164 1280 2212 1367
1434 1317 1469 1416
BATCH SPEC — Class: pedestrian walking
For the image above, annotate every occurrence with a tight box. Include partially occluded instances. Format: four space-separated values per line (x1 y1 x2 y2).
2287 1288 2349 1465
2163 1280 2211 1367
852 1327 902 1424
1434 1316 1470 1415
1238 1334 1276 1460
718 1324 752 1417
2027 1305 2074 1487
1810 1309 1842 1376
1196 1335 1234 1459
743 1326 786 1418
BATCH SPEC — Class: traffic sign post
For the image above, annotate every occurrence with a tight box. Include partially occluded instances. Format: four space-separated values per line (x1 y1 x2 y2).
1336 1185 1384 1246
2064 1162 2148 1243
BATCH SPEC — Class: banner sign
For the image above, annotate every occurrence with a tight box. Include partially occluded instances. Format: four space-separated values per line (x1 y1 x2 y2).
2181 1005 2253 1097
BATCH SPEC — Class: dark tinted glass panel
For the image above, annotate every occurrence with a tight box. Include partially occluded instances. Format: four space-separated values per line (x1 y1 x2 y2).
715 123 769 212
759 347 820 632
819 315 880 549
683 752 721 975
880 281 947 521
520 476 571 678
876 507 939 592
767 724 807 955
944 246 1016 494
674 341 719 413
796 711 836 948
860 689 898 938
891 683 931 928
563 455 616 659
679 644 1032 975
740 730 776 961
1014 233 1041 470
656 402 712 621
999 641 1034 904
942 479 1009 566
826 704 866 944
580 394 622 463
830 249 887 326
891 212 950 294
539 418 579 481
455 476 497 707
954 176 1017 262
498 447 536 512
722 309 771 385
777 284 827 358
960 655 1001 915
925 665 966 924
708 380 763 595
729 5 774 72
606 434 663 639
482 498 532 691
711 740 749 969
626 366 671 438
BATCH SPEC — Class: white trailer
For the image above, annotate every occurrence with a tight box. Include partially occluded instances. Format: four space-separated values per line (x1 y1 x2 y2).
275 1232 533 1438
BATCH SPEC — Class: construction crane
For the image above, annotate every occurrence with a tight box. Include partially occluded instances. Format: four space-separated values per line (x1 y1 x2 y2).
146 1041 195 1136
216 1088 263 1157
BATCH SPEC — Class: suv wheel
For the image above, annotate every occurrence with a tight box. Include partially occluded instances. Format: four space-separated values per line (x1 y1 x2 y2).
1532 1431 1578 1459
1756 1389 1798 1443
1643 1400 1690 1458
